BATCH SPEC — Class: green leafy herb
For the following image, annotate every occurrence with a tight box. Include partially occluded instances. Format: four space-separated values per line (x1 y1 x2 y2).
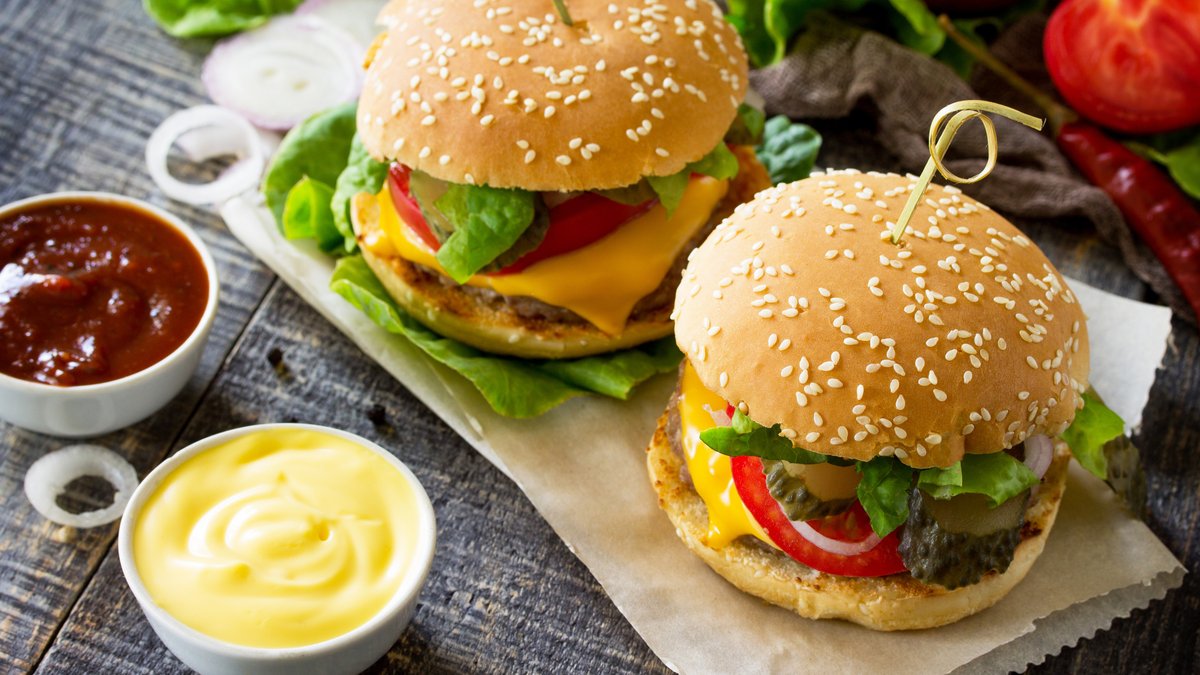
756 115 822 184
263 102 358 229
700 410 832 463
726 103 768 146
917 453 1038 506
281 177 342 252
1135 133 1200 200
330 135 390 252
1062 391 1126 479
330 256 679 417
433 184 538 283
647 142 740 214
143 0 303 38
887 0 943 55
856 457 913 537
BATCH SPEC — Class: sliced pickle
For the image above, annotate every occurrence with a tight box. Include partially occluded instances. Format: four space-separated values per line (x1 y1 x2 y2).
408 170 454 242
1104 434 1147 517
762 459 858 521
479 204 550 272
899 489 1027 590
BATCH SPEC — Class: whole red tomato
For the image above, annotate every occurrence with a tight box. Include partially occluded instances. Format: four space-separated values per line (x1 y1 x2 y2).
1044 0 1200 133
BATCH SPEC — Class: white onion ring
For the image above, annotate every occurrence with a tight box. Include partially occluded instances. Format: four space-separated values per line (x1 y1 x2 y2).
789 518 883 557
296 0 388 47
1023 434 1054 480
145 105 265 205
202 15 363 131
702 404 731 427
24 445 138 528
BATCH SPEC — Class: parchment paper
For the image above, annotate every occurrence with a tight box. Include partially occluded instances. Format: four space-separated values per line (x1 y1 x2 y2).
222 195 1184 674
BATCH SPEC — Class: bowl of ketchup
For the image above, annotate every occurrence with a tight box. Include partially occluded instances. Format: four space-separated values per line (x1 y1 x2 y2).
0 192 218 437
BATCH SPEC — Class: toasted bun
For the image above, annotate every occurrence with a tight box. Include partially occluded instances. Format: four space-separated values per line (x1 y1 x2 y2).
358 0 747 191
645 408 1069 630
672 170 1090 468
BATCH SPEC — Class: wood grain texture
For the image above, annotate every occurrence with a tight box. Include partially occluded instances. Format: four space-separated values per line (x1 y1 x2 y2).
0 4 1195 675
0 0 273 671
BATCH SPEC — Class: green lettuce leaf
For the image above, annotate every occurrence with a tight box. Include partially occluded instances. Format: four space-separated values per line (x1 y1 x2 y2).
916 452 1038 506
433 184 538 283
329 255 679 417
281 177 342 252
726 103 768 146
756 115 822 184
700 410 832 464
1062 391 1126 479
330 135 390 252
647 142 740 214
725 0 776 68
144 0 303 38
263 102 358 228
856 457 913 537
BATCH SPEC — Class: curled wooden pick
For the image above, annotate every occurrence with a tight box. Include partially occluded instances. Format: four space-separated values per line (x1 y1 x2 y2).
890 100 1044 244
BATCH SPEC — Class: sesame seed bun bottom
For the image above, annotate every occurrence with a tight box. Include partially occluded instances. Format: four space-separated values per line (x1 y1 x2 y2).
645 404 1069 631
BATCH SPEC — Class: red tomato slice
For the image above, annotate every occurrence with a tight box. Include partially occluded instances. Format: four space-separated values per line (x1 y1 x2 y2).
385 164 656 275
387 164 441 250
731 455 907 577
1044 0 1200 133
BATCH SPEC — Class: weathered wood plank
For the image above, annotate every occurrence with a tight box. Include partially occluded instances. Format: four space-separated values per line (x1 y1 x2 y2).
0 0 275 671
37 283 668 674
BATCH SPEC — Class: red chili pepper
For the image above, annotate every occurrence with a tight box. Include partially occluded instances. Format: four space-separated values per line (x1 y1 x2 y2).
940 15 1200 321
1055 123 1200 318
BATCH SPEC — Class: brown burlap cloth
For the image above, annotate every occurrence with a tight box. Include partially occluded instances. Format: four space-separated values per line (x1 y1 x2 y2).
751 14 1195 325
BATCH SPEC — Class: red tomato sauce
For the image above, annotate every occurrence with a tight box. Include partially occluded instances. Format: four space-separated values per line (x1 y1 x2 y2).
0 201 209 386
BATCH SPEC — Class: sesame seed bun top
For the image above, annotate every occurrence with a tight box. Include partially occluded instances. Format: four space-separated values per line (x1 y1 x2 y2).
358 0 748 191
672 170 1091 469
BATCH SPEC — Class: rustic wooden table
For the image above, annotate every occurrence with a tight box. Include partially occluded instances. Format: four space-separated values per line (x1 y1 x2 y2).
1 1 1196 673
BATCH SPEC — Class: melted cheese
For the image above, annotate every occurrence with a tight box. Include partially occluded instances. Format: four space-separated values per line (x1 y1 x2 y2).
678 362 773 549
366 178 729 335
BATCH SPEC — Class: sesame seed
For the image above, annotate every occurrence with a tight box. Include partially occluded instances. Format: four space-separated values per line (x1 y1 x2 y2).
556 155 571 166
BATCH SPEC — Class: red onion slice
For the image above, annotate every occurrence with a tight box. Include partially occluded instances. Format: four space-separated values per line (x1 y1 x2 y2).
145 105 265 205
24 445 138 528
1023 434 1054 480
296 0 388 47
202 15 363 131
789 518 884 557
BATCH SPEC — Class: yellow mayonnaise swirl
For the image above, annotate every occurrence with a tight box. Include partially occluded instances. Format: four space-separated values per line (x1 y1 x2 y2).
133 428 422 649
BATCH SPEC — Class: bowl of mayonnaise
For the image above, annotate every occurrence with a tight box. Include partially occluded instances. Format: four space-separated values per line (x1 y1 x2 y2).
118 424 436 675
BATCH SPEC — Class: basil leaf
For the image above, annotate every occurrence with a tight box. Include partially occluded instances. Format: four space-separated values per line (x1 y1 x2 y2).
920 453 1038 506
700 410 830 463
856 457 913 537
1163 135 1200 200
887 0 944 55
330 255 677 417
281 177 342 252
263 102 358 229
1063 391 1126 479
330 135 389 252
647 142 740 215
144 0 303 38
756 115 821 184
433 184 537 283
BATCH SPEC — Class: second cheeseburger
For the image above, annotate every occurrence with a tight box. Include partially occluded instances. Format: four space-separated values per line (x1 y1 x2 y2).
650 169 1096 629
350 0 770 359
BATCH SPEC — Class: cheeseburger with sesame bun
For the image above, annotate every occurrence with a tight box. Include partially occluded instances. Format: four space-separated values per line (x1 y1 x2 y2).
348 0 771 359
646 169 1123 630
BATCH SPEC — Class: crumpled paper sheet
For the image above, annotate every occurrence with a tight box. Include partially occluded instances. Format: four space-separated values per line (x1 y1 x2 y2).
223 196 1182 674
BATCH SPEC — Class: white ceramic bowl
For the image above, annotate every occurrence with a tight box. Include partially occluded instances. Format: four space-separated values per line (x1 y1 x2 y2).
118 424 437 675
0 191 219 437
